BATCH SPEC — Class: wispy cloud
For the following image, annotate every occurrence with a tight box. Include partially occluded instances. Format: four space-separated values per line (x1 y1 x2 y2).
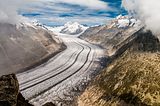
0 0 29 24
36 0 110 10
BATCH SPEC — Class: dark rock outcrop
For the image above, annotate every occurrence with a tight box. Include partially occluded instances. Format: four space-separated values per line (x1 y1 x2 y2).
0 74 33 106
42 102 56 106
0 74 19 106
17 93 33 106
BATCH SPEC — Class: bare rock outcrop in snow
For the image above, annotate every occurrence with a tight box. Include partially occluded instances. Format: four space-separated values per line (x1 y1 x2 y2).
109 15 141 28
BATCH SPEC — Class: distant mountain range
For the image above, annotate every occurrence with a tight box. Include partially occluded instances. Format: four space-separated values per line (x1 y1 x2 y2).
32 15 141 36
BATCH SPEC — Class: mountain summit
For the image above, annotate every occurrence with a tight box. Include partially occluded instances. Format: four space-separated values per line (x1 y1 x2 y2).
60 22 88 35
49 22 88 35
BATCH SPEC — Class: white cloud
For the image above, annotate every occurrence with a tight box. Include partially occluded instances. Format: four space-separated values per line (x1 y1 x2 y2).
122 0 160 35
57 0 109 9
0 0 28 24
37 0 110 10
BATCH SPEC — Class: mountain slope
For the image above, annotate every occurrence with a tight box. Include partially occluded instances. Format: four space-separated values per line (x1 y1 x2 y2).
77 15 160 106
78 30 160 106
0 23 65 76
79 15 142 56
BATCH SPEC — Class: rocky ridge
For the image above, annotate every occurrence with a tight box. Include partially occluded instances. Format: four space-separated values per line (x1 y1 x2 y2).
80 15 142 56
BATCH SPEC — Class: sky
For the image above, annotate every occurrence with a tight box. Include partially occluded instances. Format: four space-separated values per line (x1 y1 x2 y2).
19 0 127 26
1 0 160 39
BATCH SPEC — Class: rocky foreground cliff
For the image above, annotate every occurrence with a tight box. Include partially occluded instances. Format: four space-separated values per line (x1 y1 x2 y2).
0 74 33 106
0 74 58 106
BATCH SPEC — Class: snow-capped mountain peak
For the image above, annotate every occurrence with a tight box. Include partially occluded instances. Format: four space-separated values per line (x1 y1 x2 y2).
31 20 48 30
16 19 49 31
60 22 88 35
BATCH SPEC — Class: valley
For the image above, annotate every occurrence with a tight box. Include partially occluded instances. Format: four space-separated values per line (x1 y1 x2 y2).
16 34 104 105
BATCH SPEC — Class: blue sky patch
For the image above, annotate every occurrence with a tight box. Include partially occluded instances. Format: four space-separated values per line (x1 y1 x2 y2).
20 0 127 26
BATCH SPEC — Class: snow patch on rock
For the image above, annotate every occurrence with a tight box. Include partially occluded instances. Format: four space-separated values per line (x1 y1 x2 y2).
117 19 130 28
109 15 142 29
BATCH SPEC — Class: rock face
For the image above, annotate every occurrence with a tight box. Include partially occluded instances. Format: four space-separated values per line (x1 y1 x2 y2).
0 74 19 106
78 31 160 106
0 74 33 106
0 23 65 76
17 93 33 106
